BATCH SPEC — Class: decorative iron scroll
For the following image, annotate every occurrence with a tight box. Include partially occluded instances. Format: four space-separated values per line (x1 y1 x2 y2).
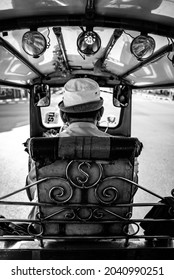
36 159 136 237
45 162 128 206
38 207 131 222
95 177 120 205
76 207 93 221
27 206 136 237
66 160 102 188
49 178 73 203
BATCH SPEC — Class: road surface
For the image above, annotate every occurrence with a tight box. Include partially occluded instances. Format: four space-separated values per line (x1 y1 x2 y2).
132 94 174 219
0 95 174 221
0 102 30 219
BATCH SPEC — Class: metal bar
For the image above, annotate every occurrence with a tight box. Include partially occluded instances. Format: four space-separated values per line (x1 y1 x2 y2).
53 27 70 71
0 218 39 223
119 43 174 79
0 177 52 200
0 235 171 241
0 201 166 207
1 218 173 224
86 0 95 17
132 83 174 89
0 37 45 79
0 201 54 207
1 15 174 38
0 237 34 241
116 177 164 200
0 79 30 89
94 29 123 71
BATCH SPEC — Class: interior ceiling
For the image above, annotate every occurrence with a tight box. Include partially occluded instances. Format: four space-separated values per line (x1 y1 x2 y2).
0 0 174 89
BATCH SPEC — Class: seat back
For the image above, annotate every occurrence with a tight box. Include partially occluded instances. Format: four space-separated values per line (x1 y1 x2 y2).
29 136 142 238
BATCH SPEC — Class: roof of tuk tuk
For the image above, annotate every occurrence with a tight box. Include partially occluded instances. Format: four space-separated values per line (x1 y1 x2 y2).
0 0 174 89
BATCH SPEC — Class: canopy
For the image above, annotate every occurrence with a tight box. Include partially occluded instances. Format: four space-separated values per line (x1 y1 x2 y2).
0 0 174 89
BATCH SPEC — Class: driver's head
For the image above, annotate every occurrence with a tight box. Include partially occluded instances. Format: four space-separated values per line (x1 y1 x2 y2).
58 78 104 123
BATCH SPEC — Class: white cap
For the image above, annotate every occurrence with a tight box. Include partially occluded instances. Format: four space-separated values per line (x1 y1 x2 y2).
58 78 103 113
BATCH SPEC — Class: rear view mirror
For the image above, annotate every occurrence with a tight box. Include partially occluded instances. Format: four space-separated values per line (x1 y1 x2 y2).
33 84 50 107
113 84 130 107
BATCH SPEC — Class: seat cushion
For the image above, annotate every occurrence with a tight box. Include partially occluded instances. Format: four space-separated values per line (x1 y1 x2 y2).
29 136 142 162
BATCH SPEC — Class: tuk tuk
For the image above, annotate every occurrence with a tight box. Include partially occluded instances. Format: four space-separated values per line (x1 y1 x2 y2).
0 0 174 260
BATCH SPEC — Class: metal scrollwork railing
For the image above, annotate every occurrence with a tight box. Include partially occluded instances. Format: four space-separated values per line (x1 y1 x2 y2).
1 160 174 245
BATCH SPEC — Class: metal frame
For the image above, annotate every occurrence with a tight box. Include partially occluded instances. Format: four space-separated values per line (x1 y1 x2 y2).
0 37 45 81
53 27 70 72
119 43 174 80
0 15 174 89
0 79 30 89
1 14 174 38
0 176 174 252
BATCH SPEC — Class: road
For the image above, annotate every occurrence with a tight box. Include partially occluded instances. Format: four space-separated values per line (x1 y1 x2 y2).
132 94 174 219
0 102 30 219
0 101 29 133
0 96 174 221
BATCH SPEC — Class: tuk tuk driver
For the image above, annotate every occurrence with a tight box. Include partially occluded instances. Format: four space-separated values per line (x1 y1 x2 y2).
46 77 110 137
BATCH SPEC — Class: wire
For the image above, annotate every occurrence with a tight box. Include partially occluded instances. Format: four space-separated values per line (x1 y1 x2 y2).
167 37 174 63
46 27 51 49
167 37 171 45
123 30 135 39
77 48 86 60
167 53 172 62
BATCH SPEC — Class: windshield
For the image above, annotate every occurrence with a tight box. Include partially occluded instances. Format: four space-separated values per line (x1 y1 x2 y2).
40 87 121 129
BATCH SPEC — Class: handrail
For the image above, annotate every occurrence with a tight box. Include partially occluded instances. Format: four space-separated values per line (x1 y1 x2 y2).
0 177 173 248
